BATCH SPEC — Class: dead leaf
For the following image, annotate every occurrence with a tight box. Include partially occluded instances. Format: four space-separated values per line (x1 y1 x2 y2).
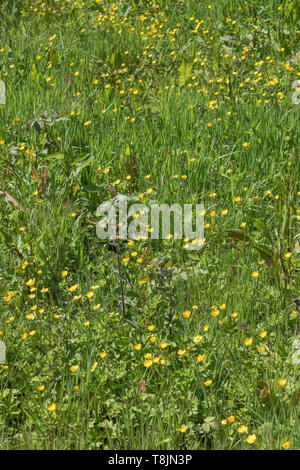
40 165 48 195
31 166 39 182
73 182 80 196
137 379 146 394
106 184 117 196
0 191 24 211
259 384 269 401
2 159 10 183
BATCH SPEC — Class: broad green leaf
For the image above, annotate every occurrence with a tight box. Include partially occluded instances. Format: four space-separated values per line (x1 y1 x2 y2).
251 217 273 243
202 423 210 433
204 416 216 423
252 243 275 264
30 63 41 90
178 61 192 87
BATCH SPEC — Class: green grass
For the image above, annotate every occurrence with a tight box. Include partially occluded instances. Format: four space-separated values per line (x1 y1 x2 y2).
0 0 299 450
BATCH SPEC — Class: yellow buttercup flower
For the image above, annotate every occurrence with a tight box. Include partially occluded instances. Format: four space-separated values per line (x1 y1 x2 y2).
193 335 203 343
238 425 248 434
26 313 35 321
245 434 256 444
278 379 287 387
48 403 56 412
182 310 191 318
69 365 79 373
211 308 219 317
69 284 78 292
177 349 186 356
197 354 206 362
204 379 212 387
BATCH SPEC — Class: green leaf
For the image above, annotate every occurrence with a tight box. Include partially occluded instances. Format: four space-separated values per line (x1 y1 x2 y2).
227 229 251 242
178 61 192 87
44 153 65 160
251 217 273 243
204 416 216 423
202 423 210 433
30 63 40 90
284 0 300 22
252 243 275 264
